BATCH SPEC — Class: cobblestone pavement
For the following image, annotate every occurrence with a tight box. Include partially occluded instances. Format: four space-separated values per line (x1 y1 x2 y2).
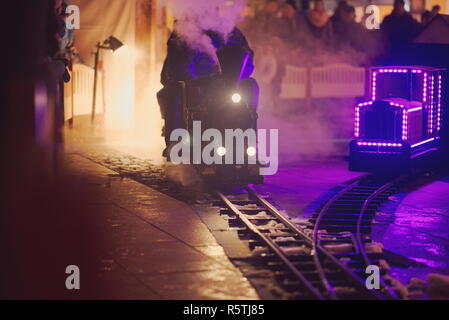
65 132 198 204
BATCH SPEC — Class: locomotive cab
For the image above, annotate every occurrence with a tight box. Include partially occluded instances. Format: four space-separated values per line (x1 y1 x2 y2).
350 66 445 172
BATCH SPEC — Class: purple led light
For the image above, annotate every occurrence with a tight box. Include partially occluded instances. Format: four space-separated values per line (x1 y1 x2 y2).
355 106 360 137
438 74 442 131
357 141 403 147
412 69 423 74
411 138 435 148
389 102 405 108
389 103 423 112
423 73 428 103
429 75 434 134
378 68 407 73
357 101 373 107
402 110 408 141
355 102 374 137
355 101 375 137
407 107 422 113
372 72 377 100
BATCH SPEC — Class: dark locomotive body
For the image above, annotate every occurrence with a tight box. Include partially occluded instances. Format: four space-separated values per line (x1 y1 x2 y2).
350 66 445 172
176 46 263 185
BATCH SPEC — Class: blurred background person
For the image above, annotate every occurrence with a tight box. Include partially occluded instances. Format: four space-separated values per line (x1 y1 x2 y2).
253 0 282 38
381 0 422 57
277 0 299 41
431 4 441 18
331 1 369 54
421 4 441 26
306 0 333 51
307 0 330 29
331 1 353 48
422 10 433 26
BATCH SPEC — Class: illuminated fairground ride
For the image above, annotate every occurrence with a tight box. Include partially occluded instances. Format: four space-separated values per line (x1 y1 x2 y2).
349 66 445 172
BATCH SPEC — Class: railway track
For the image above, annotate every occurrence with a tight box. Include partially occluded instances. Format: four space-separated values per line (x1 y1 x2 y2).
310 175 403 299
213 175 405 300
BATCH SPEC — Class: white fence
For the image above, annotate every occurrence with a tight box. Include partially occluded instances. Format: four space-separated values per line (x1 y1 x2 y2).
64 63 103 121
280 63 366 100
64 63 365 120
280 65 307 99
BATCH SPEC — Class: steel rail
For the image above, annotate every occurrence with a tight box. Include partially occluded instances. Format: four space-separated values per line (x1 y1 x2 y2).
311 179 364 299
311 174 404 300
245 185 384 300
216 191 325 300
356 178 403 300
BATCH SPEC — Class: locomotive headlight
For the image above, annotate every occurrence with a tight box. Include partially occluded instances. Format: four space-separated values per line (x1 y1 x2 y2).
247 147 256 157
217 146 227 156
231 93 242 104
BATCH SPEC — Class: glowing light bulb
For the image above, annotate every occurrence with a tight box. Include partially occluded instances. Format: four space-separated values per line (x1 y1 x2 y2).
217 146 226 156
247 147 256 157
231 93 242 104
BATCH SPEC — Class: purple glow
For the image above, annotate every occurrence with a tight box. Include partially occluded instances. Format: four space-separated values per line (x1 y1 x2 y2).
34 83 48 140
355 106 360 137
389 102 405 108
407 107 423 113
378 68 408 73
355 102 373 138
437 74 442 131
388 103 422 113
411 138 435 148
429 75 434 134
358 67 442 149
357 141 402 147
357 101 373 107
402 110 408 141
423 73 428 103
357 141 403 147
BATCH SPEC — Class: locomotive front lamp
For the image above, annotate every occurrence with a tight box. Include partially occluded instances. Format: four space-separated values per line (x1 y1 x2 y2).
217 146 227 157
231 93 242 104
247 147 256 157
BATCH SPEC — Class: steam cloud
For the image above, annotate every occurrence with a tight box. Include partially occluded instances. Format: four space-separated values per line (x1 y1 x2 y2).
251 33 382 163
161 0 246 60
254 50 363 163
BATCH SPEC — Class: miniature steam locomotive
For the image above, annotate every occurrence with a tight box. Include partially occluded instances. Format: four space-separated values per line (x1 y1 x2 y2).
349 66 445 172
178 46 263 185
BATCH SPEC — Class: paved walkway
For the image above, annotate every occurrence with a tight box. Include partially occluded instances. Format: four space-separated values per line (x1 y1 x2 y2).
372 174 449 285
63 152 258 300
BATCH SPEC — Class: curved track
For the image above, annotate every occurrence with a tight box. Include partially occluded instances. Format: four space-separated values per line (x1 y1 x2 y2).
214 177 401 299
311 175 404 299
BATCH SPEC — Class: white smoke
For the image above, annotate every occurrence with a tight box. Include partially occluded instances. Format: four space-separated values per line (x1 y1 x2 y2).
252 39 379 162
162 0 246 59
164 162 203 187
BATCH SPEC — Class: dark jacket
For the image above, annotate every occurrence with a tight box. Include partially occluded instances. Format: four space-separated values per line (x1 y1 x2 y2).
381 12 422 48
160 27 254 86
